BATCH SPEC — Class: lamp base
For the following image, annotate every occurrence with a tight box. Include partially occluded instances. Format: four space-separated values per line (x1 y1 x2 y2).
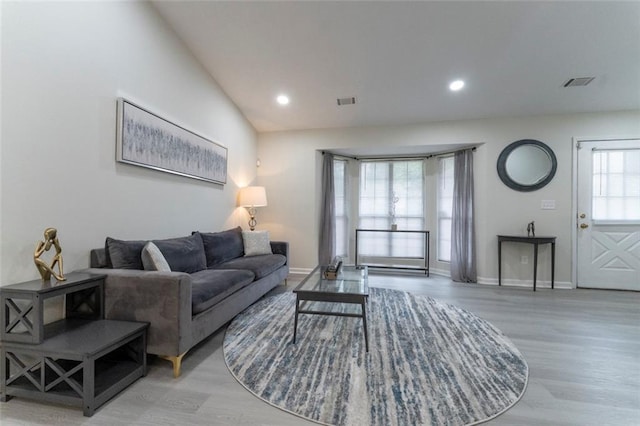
247 207 257 231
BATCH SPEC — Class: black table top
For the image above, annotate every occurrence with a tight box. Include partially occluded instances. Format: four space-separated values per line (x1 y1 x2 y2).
1 271 106 294
498 235 556 243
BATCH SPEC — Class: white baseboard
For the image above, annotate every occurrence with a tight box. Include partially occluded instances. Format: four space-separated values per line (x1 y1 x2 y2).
477 277 574 289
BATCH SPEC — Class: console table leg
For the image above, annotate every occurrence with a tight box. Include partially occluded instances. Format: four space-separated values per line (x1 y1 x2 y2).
551 242 555 289
498 241 502 286
533 243 539 292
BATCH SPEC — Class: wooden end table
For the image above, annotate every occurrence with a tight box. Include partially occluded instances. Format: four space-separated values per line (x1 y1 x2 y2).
1 272 148 416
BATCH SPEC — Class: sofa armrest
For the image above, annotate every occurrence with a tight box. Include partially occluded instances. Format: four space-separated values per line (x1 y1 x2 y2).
270 241 289 265
85 268 192 357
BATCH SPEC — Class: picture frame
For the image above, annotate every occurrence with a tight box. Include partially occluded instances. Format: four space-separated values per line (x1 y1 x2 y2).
116 98 227 185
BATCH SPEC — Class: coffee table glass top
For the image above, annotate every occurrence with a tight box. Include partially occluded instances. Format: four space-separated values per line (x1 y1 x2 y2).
294 265 368 295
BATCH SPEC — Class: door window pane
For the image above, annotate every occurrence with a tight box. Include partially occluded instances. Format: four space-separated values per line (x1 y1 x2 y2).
592 150 640 220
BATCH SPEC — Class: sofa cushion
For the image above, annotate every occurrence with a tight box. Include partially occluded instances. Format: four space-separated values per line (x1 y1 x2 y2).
105 237 146 270
141 242 171 272
197 227 244 267
153 233 206 274
242 230 273 257
213 254 286 280
190 269 255 315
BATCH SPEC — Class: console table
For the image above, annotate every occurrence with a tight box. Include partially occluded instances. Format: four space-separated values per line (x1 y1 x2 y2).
1 272 148 416
355 229 429 275
497 235 556 291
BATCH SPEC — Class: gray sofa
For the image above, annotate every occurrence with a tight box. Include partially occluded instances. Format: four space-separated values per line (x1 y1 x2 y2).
87 227 288 377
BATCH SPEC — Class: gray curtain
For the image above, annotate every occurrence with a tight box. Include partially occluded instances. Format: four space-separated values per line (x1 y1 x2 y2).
450 149 477 282
318 153 336 266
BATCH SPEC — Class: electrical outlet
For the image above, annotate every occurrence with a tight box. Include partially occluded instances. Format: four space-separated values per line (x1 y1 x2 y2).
541 200 556 210
521 256 529 264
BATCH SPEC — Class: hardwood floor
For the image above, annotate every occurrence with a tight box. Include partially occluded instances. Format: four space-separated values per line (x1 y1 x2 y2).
1 273 638 425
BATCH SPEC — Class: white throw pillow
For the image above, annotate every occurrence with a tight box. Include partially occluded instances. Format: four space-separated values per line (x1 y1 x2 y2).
141 242 171 272
242 230 272 257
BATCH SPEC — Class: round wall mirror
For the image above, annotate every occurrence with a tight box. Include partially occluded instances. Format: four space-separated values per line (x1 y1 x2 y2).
497 139 557 192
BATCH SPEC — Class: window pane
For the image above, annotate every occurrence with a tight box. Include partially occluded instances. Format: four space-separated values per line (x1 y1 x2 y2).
333 159 348 257
359 160 425 257
592 150 640 220
438 156 454 262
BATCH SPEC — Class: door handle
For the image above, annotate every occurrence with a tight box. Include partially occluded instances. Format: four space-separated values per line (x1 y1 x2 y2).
580 223 589 229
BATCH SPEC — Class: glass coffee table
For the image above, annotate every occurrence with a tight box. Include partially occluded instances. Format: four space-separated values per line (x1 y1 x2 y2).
292 265 369 351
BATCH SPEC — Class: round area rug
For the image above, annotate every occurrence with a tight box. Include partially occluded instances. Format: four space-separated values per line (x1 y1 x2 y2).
223 288 528 426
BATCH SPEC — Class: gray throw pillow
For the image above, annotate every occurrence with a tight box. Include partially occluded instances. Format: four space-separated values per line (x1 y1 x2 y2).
153 233 206 273
197 227 245 267
242 230 273 257
141 242 171 272
105 237 146 270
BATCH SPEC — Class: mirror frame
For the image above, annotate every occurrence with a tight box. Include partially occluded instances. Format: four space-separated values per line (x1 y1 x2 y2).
497 139 557 192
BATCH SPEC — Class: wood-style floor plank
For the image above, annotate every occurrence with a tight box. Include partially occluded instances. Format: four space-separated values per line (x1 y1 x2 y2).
1 273 638 425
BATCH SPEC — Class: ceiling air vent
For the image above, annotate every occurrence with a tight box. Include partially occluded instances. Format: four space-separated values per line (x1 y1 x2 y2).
337 97 356 106
563 77 595 87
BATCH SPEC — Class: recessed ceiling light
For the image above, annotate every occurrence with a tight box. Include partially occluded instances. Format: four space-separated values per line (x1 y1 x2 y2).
449 80 465 91
276 95 290 105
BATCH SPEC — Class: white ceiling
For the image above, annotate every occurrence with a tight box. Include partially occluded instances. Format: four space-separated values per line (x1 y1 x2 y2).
153 1 640 133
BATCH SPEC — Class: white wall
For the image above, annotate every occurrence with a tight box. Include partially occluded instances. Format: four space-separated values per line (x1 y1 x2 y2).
257 110 640 287
1 1 258 285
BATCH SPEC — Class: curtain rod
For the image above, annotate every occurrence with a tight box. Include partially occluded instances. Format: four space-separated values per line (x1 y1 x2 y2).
426 146 477 159
358 156 431 161
323 146 476 161
322 151 357 160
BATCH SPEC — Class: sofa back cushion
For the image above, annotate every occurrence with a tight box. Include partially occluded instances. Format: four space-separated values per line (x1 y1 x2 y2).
197 227 244 267
105 234 207 272
90 248 109 268
153 233 206 273
105 237 146 269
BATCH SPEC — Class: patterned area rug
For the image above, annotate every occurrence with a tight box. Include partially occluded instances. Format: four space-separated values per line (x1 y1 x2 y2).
223 288 528 426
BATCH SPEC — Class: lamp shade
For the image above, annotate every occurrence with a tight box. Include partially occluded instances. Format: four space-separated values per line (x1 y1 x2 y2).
238 186 268 207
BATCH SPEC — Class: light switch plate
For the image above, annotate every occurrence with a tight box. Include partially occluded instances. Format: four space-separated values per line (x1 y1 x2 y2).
541 200 556 210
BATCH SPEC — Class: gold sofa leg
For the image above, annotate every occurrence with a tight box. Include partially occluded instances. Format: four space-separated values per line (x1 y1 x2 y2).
160 352 187 378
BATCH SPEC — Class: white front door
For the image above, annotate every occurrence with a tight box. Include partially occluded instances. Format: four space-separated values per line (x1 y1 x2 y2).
576 139 640 290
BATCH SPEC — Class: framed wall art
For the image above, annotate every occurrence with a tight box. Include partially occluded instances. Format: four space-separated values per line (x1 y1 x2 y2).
116 98 227 184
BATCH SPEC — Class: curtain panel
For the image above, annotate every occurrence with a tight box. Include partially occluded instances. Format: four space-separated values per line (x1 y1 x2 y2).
450 149 477 282
318 153 336 266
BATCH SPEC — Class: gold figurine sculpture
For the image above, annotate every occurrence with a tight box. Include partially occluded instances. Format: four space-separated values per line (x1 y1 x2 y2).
34 227 66 281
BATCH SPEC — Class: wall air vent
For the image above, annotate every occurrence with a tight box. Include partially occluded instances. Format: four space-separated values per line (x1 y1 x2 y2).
337 97 356 106
563 77 595 87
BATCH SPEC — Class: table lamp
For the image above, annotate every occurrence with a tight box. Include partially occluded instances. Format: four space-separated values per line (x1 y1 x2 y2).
238 186 268 231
